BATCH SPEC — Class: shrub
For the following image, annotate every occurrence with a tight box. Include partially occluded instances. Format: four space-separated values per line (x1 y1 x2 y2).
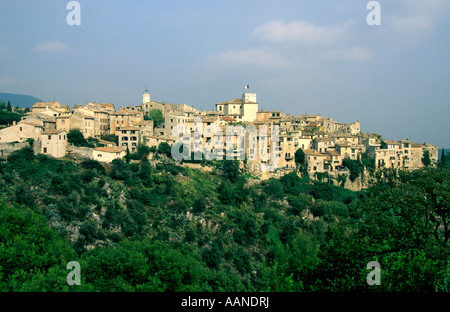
80 159 106 175
68 129 90 147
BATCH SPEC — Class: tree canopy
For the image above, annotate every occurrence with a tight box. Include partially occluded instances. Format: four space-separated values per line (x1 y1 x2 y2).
0 145 448 292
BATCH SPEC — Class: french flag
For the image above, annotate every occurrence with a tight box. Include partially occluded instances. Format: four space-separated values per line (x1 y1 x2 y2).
244 84 249 89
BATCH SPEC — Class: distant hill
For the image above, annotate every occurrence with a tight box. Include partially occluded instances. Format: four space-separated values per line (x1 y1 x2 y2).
0 92 43 108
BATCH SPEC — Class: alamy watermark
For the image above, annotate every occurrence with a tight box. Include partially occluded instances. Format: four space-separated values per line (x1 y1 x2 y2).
367 1 381 26
366 261 381 286
67 1 81 26
66 1 380 27
67 261 81 285
170 117 280 172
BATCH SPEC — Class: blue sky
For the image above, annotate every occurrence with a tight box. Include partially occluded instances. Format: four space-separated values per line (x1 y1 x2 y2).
1 0 449 147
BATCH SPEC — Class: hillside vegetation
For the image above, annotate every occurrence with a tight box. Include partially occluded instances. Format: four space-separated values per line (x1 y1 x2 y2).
0 146 449 291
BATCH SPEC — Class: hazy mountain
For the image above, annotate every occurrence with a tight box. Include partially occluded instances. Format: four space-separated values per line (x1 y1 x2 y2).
0 92 43 108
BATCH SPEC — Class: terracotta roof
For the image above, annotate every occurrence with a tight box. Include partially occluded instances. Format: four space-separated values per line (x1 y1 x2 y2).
94 146 126 153
303 149 325 156
384 140 400 145
98 103 115 109
216 98 243 105
32 102 59 108
221 117 236 121
42 130 66 135
335 141 351 147
315 137 333 142
20 121 43 127
327 150 342 157
114 110 135 115
98 139 116 145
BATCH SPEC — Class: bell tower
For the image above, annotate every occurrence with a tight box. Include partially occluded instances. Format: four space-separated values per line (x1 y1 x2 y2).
142 88 151 104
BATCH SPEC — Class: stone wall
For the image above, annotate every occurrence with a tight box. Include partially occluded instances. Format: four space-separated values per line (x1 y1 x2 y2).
0 142 29 157
66 145 93 160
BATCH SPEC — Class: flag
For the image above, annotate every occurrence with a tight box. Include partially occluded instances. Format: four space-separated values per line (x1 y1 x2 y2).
244 84 249 89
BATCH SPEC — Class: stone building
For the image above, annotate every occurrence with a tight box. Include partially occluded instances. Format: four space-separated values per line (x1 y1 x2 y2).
41 130 67 158
216 93 259 123
0 121 43 143
92 146 126 163
56 112 95 138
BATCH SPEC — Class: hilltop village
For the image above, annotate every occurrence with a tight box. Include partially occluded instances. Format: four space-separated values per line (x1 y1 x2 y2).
0 89 439 185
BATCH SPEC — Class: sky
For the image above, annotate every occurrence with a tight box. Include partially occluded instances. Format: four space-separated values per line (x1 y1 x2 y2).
0 0 449 147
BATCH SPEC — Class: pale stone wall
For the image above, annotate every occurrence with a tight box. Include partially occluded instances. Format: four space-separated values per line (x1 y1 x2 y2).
242 103 258 122
0 142 29 157
92 149 126 163
66 145 93 159
0 123 42 143
41 131 67 158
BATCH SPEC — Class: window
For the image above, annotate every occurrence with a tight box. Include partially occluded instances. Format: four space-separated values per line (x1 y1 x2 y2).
98 154 102 157
48 135 52 140
43 148 47 153
20 127 22 131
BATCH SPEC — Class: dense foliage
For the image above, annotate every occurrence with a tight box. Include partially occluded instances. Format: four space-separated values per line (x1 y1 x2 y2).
0 111 23 126
144 109 163 128
0 147 448 292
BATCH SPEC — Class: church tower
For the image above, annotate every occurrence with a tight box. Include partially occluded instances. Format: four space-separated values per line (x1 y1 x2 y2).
142 88 151 104
242 93 258 122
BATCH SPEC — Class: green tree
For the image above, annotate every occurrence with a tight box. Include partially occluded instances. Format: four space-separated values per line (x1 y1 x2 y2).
139 158 153 181
0 201 77 291
441 149 447 164
67 129 89 147
342 158 363 182
146 109 163 128
100 134 119 145
351 167 450 291
109 159 131 180
6 101 12 112
265 178 284 200
422 150 431 167
80 159 106 175
280 171 303 195
222 160 240 183
0 111 22 126
295 148 306 168
157 142 172 157
192 197 206 213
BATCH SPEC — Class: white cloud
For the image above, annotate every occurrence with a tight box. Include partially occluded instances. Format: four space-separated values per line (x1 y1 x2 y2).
214 48 290 69
326 46 373 63
251 20 354 44
390 15 434 34
34 40 69 52
386 0 450 35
